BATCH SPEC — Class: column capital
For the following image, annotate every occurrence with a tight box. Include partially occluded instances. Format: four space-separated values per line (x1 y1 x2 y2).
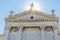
19 27 23 29
40 25 45 28
53 27 57 30
40 27 45 30
19 26 23 32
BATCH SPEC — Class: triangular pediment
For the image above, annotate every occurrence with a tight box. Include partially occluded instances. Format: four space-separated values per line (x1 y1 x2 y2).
14 13 50 20
14 10 52 18
5 10 58 22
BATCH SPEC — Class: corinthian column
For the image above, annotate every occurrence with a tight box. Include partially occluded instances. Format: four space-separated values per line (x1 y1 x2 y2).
19 27 23 40
41 27 45 40
53 27 58 40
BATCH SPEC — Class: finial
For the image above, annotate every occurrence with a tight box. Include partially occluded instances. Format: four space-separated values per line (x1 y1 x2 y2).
30 3 34 10
9 10 14 17
52 9 55 17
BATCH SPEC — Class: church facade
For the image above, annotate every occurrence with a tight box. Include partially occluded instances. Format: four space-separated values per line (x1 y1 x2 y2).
0 3 60 40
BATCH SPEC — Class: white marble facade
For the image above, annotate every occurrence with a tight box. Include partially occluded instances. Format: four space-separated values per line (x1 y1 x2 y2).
0 9 60 40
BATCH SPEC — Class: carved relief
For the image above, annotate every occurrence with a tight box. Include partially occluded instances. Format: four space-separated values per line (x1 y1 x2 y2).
10 27 19 32
45 26 53 31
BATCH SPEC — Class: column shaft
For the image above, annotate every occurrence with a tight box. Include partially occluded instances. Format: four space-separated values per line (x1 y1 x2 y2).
19 27 23 40
41 28 45 40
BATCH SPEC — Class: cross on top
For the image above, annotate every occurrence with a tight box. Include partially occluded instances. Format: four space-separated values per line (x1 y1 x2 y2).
30 3 34 10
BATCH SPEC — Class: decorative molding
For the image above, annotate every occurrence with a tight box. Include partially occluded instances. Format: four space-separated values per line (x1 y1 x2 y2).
5 19 58 22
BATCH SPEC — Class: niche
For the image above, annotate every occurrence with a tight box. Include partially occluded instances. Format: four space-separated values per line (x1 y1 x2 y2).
10 27 19 32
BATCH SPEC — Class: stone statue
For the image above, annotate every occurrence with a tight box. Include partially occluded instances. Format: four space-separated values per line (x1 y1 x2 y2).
30 3 34 10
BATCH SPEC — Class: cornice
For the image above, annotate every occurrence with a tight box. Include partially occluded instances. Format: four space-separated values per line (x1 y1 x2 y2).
5 19 58 22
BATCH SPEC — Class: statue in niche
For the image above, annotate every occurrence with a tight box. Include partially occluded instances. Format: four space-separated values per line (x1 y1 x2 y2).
45 26 54 40
45 26 53 31
10 27 19 32
10 27 19 40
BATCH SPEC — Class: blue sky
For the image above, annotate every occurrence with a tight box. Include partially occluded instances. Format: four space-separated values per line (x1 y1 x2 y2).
0 0 60 34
